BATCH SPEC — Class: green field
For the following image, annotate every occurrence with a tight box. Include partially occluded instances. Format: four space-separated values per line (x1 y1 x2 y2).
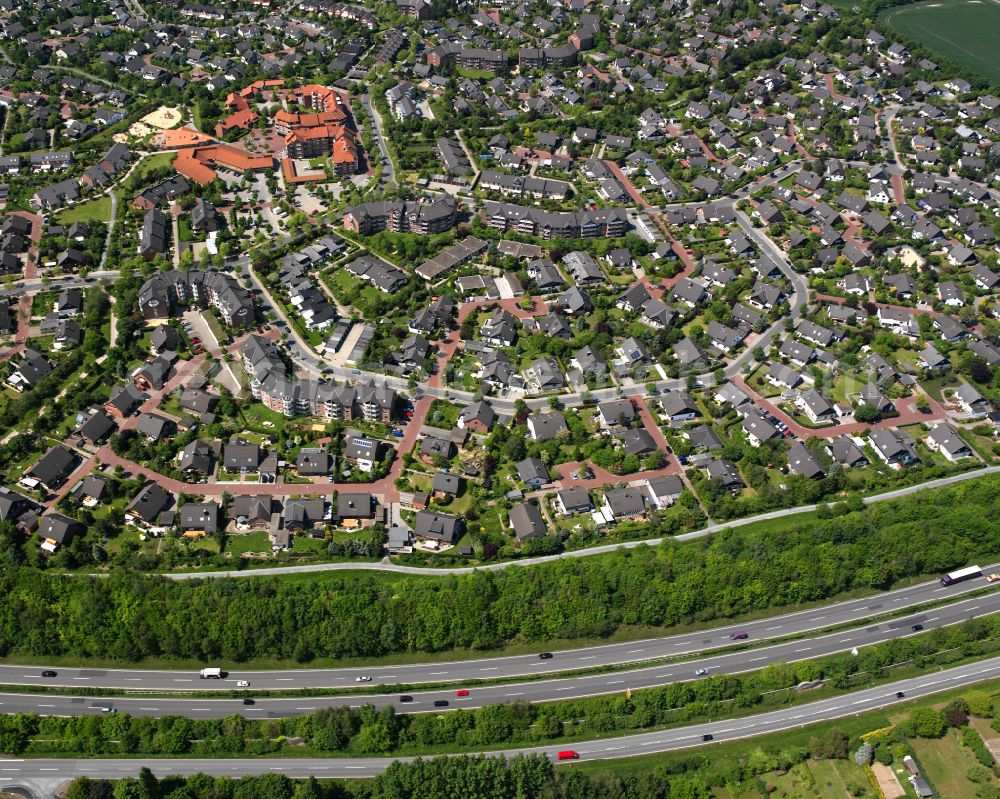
56 194 112 224
882 0 1000 85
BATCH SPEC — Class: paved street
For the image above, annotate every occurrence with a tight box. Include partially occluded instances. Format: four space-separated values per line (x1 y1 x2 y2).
5 656 1000 793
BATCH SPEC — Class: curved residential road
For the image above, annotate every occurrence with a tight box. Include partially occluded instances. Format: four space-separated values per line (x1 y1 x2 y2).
5 656 1000 793
1 587 996 718
155 465 1000 580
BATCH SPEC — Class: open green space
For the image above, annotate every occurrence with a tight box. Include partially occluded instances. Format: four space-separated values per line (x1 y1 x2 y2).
881 0 1000 85
56 195 112 225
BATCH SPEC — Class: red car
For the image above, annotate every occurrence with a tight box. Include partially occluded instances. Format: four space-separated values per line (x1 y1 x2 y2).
557 751 579 761
455 689 470 697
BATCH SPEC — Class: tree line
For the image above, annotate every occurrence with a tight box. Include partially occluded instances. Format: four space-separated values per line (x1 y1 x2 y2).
0 474 997 664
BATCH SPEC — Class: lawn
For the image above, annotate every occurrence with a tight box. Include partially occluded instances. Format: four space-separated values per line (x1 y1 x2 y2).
131 151 177 182
57 195 112 225
910 728 980 799
881 0 1000 85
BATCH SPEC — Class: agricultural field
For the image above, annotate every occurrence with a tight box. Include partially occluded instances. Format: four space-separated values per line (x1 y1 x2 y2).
881 0 1000 85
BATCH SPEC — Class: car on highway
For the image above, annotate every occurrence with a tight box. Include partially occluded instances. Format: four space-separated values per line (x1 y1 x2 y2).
911 624 923 632
237 680 249 687
41 670 57 678
399 695 413 703
538 652 553 660
729 632 749 640
701 734 714 742
695 668 709 676
355 675 372 682
243 698 255 705
455 689 470 697
895 691 905 699
556 751 579 761
99 707 115 713
988 573 1000 583
433 699 449 707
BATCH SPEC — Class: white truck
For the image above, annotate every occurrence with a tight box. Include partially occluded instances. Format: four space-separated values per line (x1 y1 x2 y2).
199 667 222 679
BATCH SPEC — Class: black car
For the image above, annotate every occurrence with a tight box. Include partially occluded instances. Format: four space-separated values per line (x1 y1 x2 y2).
538 652 553 660
702 734 714 742
433 700 449 707
243 698 255 705
895 691 905 699
41 670 57 678
911 624 923 632
399 695 414 703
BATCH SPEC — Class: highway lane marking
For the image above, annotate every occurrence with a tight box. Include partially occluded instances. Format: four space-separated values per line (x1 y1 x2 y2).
839 638 854 643
37 704 54 708
608 680 624 684
480 668 498 671
747 657 766 662
139 707 159 711
505 692 523 697
794 647 811 652
579 656 596 660
555 687 572 691
192 708 210 711
344 766 368 770
275 678 294 681
765 625 781 630
73 677 91 680
627 649 645 654
812 616 826 621
296 707 316 710
172 679 193 682
429 672 448 676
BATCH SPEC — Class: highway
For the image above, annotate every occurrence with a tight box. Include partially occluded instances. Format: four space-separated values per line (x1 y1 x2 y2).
4 656 1000 792
0 587 995 719
3 564 997 693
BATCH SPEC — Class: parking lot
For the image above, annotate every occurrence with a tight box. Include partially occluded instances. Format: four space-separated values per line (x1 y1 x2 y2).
182 310 219 354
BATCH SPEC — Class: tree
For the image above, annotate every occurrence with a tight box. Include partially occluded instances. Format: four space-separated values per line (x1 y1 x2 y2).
962 690 993 717
854 403 881 423
908 706 947 738
854 742 874 766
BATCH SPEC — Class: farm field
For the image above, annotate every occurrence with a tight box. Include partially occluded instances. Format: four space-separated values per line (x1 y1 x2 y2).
881 0 1000 85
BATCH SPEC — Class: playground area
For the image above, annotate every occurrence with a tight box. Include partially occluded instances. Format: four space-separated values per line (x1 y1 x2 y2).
129 106 184 138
